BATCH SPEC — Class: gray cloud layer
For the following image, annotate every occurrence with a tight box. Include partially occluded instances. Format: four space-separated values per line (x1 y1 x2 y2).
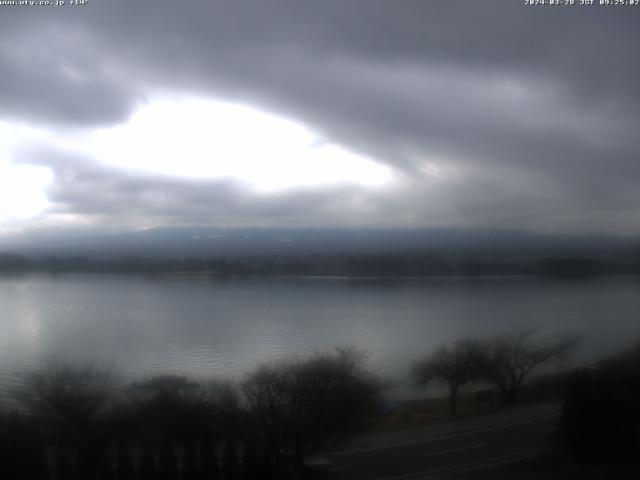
1 0 639 235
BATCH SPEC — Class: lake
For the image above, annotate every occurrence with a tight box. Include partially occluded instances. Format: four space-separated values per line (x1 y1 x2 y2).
1 274 639 400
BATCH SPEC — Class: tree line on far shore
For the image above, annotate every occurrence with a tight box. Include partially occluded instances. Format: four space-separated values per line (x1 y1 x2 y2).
1 252 635 277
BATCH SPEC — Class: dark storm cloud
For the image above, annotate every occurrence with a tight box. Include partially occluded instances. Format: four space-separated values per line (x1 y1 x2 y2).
23 146 638 236
0 16 136 125
1 1 639 233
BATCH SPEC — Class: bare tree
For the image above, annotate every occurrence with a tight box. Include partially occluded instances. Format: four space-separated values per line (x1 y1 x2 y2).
411 338 488 415
126 373 245 457
485 328 579 405
19 361 121 479
20 361 116 415
241 347 380 475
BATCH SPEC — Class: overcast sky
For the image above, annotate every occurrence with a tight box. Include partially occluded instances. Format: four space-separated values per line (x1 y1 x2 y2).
0 0 638 242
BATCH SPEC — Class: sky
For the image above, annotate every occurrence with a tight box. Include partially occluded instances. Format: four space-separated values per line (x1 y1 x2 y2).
0 0 639 242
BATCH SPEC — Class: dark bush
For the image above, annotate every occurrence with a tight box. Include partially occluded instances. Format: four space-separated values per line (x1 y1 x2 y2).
115 443 136 480
222 439 240 480
241 347 380 473
560 345 640 467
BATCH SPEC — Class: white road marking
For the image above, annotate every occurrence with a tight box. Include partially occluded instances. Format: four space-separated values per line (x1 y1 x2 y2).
334 413 558 456
424 442 487 458
373 448 540 480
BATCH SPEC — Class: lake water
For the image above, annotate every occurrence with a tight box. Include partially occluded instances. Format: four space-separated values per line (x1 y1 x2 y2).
1 274 639 400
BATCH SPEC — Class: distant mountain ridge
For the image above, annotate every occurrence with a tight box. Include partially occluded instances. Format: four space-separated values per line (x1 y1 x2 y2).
1 227 638 259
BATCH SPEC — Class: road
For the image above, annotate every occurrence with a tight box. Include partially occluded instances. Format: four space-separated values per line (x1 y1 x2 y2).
326 413 559 480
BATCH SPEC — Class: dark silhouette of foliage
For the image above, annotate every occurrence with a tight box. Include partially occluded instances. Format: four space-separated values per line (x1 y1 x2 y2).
411 338 488 415
241 441 262 479
560 344 640 467
259 448 277 480
54 446 76 480
536 257 604 277
200 434 219 480
7 350 380 478
485 328 579 405
182 441 199 480
139 446 158 480
19 362 122 479
222 439 240 480
241 347 380 474
411 330 578 411
21 362 117 422
4 413 50 480
130 374 216 442
0 253 28 271
30 435 50 480
0 416 7 476
115 443 136 480
96 459 114 480
158 442 179 480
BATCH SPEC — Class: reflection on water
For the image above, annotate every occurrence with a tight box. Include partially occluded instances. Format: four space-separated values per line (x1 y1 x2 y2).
1 274 639 397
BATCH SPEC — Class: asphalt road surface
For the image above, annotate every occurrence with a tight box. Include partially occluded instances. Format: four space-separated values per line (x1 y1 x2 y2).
326 413 559 480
